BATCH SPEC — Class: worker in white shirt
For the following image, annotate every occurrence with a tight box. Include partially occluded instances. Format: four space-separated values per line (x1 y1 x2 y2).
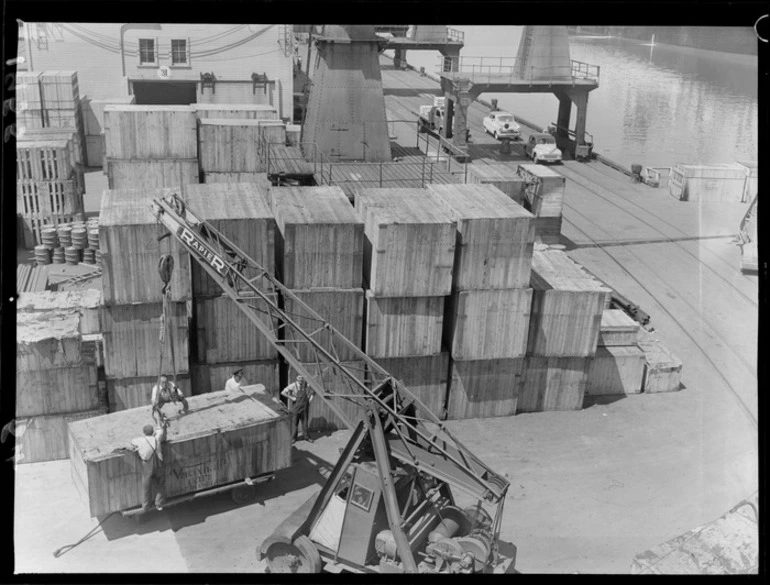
225 368 245 393
281 375 315 443
151 375 189 425
129 419 169 512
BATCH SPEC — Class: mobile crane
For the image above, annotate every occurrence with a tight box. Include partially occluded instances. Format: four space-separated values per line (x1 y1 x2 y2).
151 192 515 574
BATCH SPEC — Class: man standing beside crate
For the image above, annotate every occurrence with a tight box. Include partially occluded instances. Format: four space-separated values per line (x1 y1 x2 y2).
281 375 315 443
130 420 169 512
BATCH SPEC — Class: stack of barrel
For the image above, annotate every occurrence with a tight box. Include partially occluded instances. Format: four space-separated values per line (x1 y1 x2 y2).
270 186 366 431
517 163 566 244
429 184 536 419
183 183 281 396
103 105 200 194
518 246 612 412
99 187 192 411
16 294 106 463
354 188 455 420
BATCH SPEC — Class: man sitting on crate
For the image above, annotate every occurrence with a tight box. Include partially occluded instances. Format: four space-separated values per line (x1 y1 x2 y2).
281 375 315 443
151 375 189 425
129 419 169 512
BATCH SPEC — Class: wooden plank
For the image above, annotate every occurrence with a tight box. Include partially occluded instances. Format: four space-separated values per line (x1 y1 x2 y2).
99 188 192 304
101 301 190 378
269 186 364 289
427 183 535 290
598 309 640 346
638 335 683 393
68 384 291 517
106 159 199 194
106 375 192 412
198 119 265 173
103 105 197 159
16 407 108 464
517 356 590 413
193 103 278 120
190 360 280 396
586 345 645 396
283 288 364 362
446 358 524 420
355 188 455 297
373 353 449 420
364 292 444 358
181 183 275 297
446 288 533 360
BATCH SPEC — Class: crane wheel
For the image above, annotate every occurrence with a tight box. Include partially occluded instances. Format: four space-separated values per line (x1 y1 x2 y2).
265 535 321 573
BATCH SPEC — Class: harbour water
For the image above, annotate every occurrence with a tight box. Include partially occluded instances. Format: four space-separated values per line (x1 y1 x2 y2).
400 26 759 170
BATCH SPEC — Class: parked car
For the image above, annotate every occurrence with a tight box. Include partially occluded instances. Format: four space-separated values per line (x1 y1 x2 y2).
524 133 563 164
482 111 521 140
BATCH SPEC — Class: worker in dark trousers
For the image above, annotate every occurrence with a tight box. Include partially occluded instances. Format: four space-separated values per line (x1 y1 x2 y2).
281 375 315 443
152 375 189 425
129 419 169 512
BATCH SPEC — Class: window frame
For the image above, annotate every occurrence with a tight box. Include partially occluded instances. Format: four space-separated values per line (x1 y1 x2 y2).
170 38 191 67
138 37 158 67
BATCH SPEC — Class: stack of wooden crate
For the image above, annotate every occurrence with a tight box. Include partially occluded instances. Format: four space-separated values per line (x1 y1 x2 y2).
17 137 84 247
466 163 528 206
81 95 135 168
16 305 106 463
586 309 646 397
99 188 192 411
517 163 566 243
519 248 612 412
181 183 281 395
355 188 455 420
103 105 200 193
270 186 366 431
429 184 536 420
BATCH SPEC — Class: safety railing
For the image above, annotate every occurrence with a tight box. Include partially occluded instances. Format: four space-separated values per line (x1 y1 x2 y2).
446 27 465 43
571 60 601 83
262 135 321 177
644 166 671 188
437 56 600 86
415 123 470 182
374 25 410 37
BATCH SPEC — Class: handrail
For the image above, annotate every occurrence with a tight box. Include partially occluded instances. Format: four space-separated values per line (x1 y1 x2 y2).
437 55 600 85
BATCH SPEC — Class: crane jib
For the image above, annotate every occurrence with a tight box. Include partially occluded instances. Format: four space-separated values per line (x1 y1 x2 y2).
177 226 227 276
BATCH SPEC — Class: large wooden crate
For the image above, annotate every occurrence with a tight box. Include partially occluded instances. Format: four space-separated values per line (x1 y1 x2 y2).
198 119 265 173
181 183 275 297
194 296 277 363
17 139 75 181
101 301 190 378
288 362 367 432
203 172 272 188
39 71 80 109
365 293 444 358
270 186 364 289
16 72 43 110
17 179 82 218
528 249 611 357
638 335 683 393
598 309 640 346
103 105 197 159
16 108 46 131
283 288 364 362
355 188 455 297
256 120 287 151
517 163 565 217
446 358 524 420
193 103 278 120
17 366 100 418
106 375 192 412
669 163 750 203
467 163 528 205
106 159 200 193
68 385 291 517
373 353 449 420
446 288 533 360
517 356 590 413
99 188 192 304
86 96 136 135
586 345 645 396
17 127 83 165
428 183 535 290
15 407 108 464
190 360 280 396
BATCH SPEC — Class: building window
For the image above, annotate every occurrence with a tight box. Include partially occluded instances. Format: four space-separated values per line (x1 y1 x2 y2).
171 39 188 65
139 39 156 65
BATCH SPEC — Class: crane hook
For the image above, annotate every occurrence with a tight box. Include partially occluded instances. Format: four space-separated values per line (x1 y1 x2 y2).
158 254 175 294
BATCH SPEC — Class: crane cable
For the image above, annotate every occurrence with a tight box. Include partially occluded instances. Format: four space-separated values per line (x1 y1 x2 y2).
157 254 177 390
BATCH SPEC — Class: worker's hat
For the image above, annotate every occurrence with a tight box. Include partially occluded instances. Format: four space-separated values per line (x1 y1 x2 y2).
233 368 244 375
143 424 154 435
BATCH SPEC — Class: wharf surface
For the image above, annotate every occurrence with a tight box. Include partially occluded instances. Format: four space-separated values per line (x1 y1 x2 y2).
13 60 757 574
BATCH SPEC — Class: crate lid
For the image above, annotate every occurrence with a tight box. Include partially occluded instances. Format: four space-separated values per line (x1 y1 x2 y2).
183 183 273 220
428 183 533 220
355 188 455 224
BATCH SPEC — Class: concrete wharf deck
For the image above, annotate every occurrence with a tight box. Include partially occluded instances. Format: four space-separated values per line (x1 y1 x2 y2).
13 59 757 574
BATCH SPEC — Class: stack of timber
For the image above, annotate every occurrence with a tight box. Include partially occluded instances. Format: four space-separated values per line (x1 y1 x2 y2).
16 263 49 293
467 163 528 205
669 163 754 203
16 309 106 464
68 384 291 517
586 309 645 396
519 248 611 413
198 119 286 179
180 184 281 396
81 95 135 168
99 188 192 411
517 163 565 243
103 105 199 193
270 186 365 430
429 184 535 420
17 137 85 248
637 330 683 393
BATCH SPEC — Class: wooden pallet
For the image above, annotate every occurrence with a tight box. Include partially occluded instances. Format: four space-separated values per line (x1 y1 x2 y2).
17 127 83 165
17 139 76 181
18 179 82 217
364 292 444 358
